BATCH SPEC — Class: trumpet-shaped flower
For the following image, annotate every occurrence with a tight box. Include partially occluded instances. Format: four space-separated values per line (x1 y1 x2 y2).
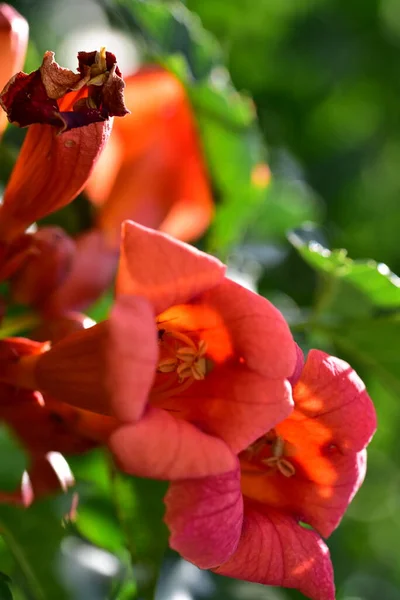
0 48 128 245
164 350 376 600
0 221 297 481
44 66 214 314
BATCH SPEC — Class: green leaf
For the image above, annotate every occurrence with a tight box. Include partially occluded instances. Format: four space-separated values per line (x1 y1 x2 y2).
0 497 70 600
289 227 400 309
0 426 27 493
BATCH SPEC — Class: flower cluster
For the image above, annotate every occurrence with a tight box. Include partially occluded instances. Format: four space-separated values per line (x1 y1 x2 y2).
0 6 376 600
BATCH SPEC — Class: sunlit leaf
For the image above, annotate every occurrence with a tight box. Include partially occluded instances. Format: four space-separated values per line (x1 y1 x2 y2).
289 227 400 309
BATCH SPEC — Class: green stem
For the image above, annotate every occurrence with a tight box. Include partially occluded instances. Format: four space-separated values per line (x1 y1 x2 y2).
0 313 40 338
0 526 44 600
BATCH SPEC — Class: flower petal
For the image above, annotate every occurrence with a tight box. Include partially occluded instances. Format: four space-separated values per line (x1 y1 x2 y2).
109 406 237 480
292 350 376 452
0 121 111 242
215 504 335 600
108 294 158 421
164 467 243 568
153 363 293 454
44 229 119 314
0 4 28 135
288 343 304 386
117 221 225 314
33 322 111 415
178 278 297 379
241 350 376 538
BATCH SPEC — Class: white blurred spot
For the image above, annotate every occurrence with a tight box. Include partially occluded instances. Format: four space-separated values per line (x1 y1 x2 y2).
82 316 96 329
61 537 120 578
46 452 74 490
170 592 193 600
57 25 140 75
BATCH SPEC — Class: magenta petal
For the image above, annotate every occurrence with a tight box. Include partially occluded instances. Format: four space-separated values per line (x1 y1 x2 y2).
288 343 304 386
108 294 158 421
165 467 243 568
215 505 335 600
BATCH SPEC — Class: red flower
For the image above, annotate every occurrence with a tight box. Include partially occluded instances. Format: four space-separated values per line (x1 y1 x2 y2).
0 4 28 136
0 221 297 481
0 337 106 505
0 48 128 245
164 350 376 600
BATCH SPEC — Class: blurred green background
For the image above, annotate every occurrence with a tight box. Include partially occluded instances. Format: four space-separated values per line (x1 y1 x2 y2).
1 0 400 599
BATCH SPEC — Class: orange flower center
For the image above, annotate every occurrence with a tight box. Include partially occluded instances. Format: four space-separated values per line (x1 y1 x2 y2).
243 429 296 478
153 327 210 400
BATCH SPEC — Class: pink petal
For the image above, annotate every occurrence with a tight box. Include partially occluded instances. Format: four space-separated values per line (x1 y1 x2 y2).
292 349 377 452
215 504 335 600
164 467 243 568
116 221 225 314
108 294 158 421
109 406 237 480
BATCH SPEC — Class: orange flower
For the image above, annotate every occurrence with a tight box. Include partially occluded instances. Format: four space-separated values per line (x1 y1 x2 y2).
87 66 214 244
44 66 214 314
165 350 376 600
0 4 28 136
0 48 128 245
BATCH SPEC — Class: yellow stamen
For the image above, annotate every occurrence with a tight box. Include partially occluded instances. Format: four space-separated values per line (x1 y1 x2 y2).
155 328 210 393
245 430 296 477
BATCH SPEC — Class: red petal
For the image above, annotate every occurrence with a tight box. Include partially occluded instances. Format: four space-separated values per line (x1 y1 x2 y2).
0 121 111 242
195 278 296 378
153 363 293 454
164 467 243 568
117 221 225 314
109 406 237 480
215 504 335 600
108 294 158 421
10 226 75 306
34 322 111 415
